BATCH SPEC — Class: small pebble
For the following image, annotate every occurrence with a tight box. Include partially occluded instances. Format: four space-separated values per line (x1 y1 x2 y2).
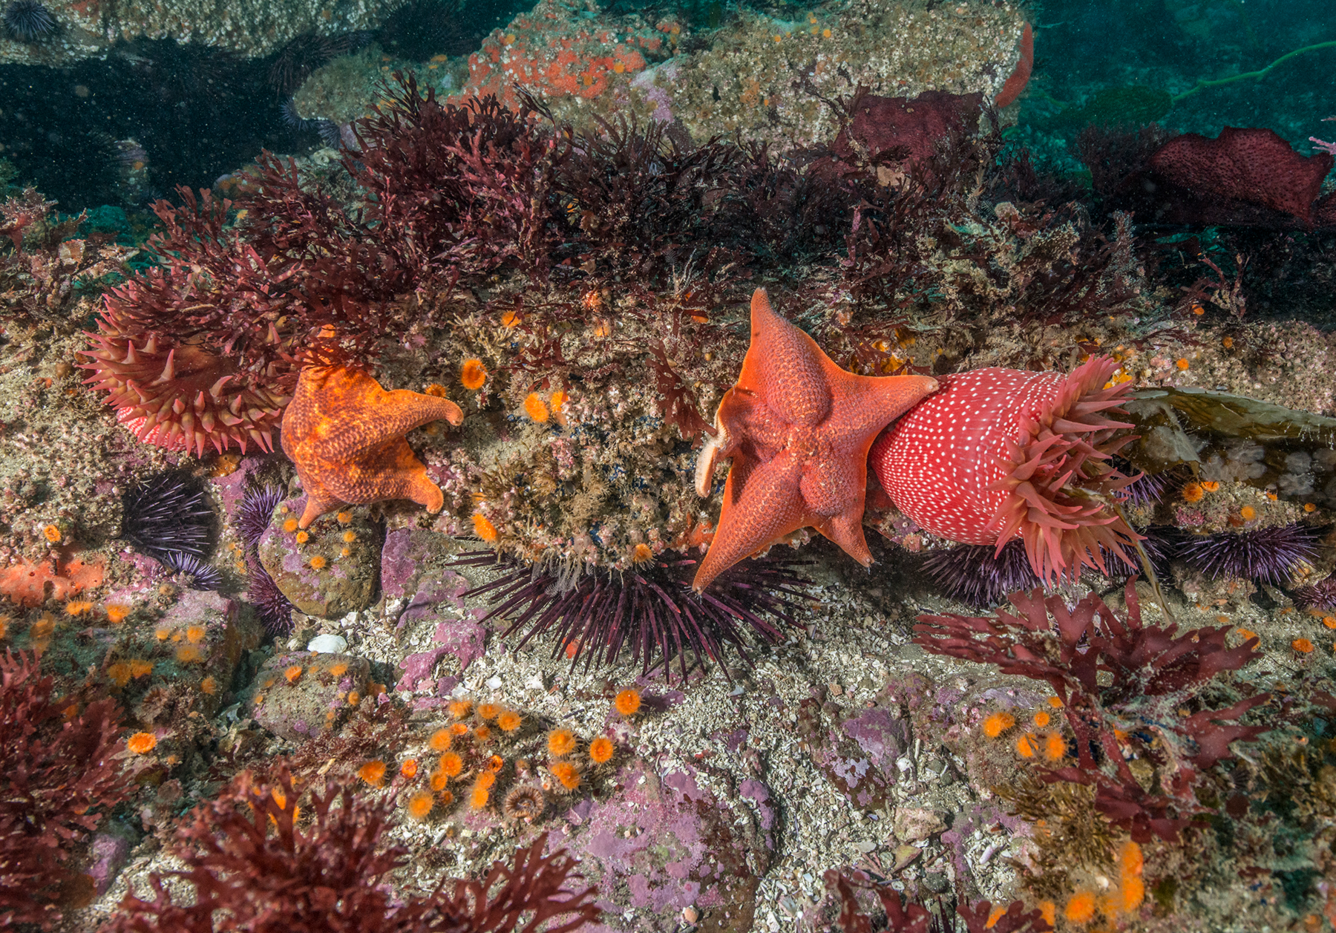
307 633 348 653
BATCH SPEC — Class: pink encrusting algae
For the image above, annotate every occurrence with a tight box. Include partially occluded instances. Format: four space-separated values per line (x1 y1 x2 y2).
870 356 1140 583
454 1 674 111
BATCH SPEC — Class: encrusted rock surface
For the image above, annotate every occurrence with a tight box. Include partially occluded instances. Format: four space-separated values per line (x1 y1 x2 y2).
257 497 380 619
563 761 773 927
245 649 372 741
0 0 404 65
139 588 261 718
294 0 1026 150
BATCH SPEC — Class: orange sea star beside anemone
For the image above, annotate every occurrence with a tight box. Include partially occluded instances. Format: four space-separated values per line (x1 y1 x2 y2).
691 288 938 591
281 365 464 529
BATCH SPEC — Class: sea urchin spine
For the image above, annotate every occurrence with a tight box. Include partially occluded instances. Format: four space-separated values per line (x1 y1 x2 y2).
1174 523 1323 586
246 554 295 634
159 549 223 591
121 470 215 559
922 539 1041 608
1294 576 1336 612
871 356 1140 584
3 1 55 41
236 484 285 550
235 485 294 633
455 551 811 681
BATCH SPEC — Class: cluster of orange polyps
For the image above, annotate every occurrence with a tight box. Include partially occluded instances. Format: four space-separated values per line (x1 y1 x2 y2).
352 689 644 825
979 702 1147 928
981 698 1070 765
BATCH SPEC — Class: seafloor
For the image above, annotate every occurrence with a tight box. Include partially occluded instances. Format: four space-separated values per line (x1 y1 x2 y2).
4 1 1336 932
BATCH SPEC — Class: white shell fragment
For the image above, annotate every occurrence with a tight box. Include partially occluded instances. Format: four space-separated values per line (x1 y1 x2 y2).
306 634 348 654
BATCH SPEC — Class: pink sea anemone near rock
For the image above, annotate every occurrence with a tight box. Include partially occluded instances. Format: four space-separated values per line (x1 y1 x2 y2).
79 326 293 457
870 356 1140 583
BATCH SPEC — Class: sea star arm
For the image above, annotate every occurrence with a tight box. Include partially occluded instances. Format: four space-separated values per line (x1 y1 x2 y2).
741 290 834 427
797 446 875 567
694 387 789 496
829 371 940 443
313 437 447 511
813 507 874 567
692 452 810 591
296 490 347 529
319 382 463 458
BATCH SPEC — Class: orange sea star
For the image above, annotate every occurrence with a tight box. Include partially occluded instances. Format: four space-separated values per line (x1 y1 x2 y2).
281 366 464 529
692 289 938 591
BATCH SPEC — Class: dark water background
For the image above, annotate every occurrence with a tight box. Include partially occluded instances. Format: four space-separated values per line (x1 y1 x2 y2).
0 0 1333 215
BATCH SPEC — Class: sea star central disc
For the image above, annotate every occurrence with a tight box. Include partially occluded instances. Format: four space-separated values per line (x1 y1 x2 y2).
692 289 938 591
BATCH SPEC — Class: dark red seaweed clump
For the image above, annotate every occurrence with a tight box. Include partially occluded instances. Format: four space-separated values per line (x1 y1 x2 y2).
104 767 600 932
1 651 132 929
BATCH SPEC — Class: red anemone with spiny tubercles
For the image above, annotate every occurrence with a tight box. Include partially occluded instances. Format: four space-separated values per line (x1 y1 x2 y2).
870 356 1140 583
76 185 313 457
81 327 294 456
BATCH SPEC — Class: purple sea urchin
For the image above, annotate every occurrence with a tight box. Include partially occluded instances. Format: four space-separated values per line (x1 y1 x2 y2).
922 540 1040 608
121 471 215 560
455 551 812 681
927 528 1178 606
158 550 223 591
280 98 309 130
1293 576 1336 612
236 486 294 633
236 485 285 550
1101 526 1174 579
1116 466 1169 508
315 119 346 148
1175 523 1324 585
3 1 54 41
266 31 368 97
246 555 294 634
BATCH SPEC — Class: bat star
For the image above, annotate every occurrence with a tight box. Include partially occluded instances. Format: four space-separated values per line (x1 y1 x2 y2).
281 365 464 529
692 289 938 591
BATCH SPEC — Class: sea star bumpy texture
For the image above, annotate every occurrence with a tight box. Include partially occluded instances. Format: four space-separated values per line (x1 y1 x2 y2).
871 356 1139 584
692 288 938 592
281 366 464 529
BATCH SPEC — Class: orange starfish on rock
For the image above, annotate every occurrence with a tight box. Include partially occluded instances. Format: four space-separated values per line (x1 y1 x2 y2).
281 365 464 529
692 289 939 591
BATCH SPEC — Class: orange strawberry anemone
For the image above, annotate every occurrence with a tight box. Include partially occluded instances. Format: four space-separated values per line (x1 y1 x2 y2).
872 356 1140 584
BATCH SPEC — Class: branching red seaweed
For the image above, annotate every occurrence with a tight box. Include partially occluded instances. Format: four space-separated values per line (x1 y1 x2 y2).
105 765 600 932
824 868 1052 933
915 583 1270 841
0 650 132 929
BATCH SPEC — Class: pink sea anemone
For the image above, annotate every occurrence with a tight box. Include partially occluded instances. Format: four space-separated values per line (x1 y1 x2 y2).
870 356 1140 583
80 327 292 456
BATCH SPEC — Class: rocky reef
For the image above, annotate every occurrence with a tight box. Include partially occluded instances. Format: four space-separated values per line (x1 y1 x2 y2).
4 6 1336 930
